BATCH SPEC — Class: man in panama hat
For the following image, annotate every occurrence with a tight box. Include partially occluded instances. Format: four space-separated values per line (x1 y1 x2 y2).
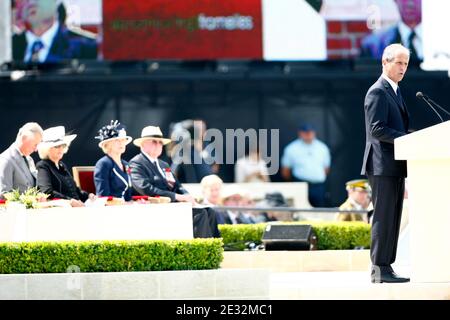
129 125 220 238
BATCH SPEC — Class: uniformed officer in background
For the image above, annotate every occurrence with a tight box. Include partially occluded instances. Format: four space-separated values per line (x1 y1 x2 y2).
336 179 373 223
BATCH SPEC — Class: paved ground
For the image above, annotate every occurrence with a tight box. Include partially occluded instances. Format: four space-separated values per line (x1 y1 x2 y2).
268 266 450 299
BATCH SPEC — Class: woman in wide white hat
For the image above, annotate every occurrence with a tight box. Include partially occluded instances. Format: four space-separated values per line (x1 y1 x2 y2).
36 126 94 207
94 120 133 201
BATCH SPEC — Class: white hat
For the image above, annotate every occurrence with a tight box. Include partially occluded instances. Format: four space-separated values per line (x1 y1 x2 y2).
38 126 76 149
133 126 171 147
221 186 249 200
95 120 132 148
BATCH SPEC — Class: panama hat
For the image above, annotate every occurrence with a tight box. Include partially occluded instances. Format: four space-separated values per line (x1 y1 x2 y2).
133 126 171 147
38 126 76 149
221 186 249 200
95 120 132 148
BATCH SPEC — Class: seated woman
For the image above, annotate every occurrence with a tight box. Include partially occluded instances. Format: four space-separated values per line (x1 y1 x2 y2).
36 126 94 207
94 120 133 201
234 146 270 183
200 174 226 224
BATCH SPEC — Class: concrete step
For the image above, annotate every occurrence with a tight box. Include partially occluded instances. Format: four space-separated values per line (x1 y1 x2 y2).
0 269 270 300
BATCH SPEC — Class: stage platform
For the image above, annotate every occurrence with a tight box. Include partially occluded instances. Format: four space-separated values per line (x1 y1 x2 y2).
1 263 448 299
269 269 450 300
222 250 449 300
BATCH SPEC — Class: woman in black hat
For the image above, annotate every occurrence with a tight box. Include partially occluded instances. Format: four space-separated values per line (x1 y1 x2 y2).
94 120 133 202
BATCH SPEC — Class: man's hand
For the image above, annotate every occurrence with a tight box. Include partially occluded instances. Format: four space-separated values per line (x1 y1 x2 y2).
70 199 85 207
175 194 197 206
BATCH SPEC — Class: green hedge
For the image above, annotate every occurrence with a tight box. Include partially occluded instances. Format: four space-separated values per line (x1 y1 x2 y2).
0 239 223 274
219 221 371 250
219 223 266 251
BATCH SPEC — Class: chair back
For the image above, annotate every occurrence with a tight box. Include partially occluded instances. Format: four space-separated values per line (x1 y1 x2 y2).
72 166 96 194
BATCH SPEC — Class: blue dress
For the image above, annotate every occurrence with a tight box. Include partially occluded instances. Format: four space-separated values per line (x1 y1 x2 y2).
94 155 133 201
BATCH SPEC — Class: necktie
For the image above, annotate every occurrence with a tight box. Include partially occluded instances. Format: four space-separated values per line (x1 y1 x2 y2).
396 87 405 111
23 156 36 183
153 160 164 177
22 155 29 167
30 40 44 63
407 30 418 61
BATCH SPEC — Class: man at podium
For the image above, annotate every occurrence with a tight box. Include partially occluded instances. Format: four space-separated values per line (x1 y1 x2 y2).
361 43 411 283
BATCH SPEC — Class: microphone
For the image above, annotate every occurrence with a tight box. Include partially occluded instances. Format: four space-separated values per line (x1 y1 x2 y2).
416 91 444 123
416 91 426 99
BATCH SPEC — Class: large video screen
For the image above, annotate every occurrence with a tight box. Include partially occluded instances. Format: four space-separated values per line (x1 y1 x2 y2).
10 0 423 63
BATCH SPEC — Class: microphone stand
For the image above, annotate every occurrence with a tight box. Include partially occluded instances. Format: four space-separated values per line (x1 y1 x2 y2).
424 96 450 117
420 97 444 122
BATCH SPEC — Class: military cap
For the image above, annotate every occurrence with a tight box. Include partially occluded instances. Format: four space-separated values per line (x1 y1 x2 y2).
345 179 370 191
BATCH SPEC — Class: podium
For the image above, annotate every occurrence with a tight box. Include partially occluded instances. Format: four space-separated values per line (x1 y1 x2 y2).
395 120 450 283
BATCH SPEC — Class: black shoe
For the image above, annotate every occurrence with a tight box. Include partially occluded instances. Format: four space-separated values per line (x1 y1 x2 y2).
371 271 410 283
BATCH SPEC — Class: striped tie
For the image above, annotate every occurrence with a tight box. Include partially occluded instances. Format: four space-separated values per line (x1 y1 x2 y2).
30 40 44 62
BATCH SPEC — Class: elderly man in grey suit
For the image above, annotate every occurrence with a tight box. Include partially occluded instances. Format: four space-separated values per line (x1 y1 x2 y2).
0 122 43 197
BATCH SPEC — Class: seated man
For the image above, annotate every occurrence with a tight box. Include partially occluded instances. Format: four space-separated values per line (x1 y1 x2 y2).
0 122 43 197
221 187 256 225
129 125 220 238
336 179 373 223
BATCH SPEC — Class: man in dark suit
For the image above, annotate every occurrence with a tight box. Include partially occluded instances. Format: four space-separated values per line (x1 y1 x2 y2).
12 0 97 63
361 43 411 283
129 125 220 238
360 0 422 61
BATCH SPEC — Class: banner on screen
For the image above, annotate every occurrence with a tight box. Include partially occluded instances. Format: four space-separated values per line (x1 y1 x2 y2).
10 0 428 63
103 0 262 60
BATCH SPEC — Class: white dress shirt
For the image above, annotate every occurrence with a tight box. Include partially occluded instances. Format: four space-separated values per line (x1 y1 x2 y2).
24 21 60 63
398 21 423 60
382 73 398 94
143 153 165 177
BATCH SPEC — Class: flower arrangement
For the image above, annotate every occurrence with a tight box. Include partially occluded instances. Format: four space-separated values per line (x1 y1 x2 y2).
3 187 49 209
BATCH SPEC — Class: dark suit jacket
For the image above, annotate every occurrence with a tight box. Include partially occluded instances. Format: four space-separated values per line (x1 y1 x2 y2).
360 26 401 60
36 159 89 201
129 152 188 202
94 155 133 201
172 146 213 183
12 25 97 63
361 76 410 177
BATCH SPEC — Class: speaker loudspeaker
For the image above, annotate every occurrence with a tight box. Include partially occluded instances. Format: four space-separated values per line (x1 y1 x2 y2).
262 224 317 251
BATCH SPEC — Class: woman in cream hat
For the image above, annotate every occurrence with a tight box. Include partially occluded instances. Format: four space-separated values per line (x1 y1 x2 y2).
36 126 94 207
94 120 133 201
